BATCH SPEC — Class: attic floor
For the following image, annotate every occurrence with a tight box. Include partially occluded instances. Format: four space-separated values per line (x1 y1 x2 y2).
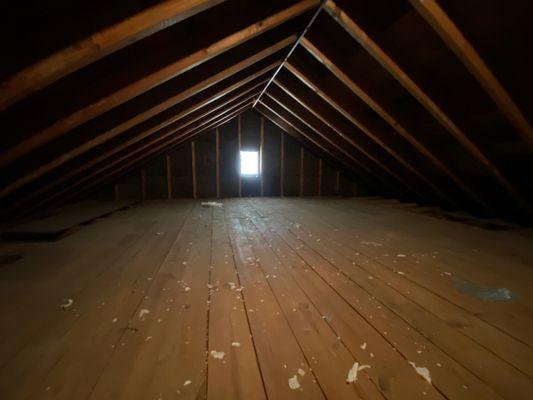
0 198 532 400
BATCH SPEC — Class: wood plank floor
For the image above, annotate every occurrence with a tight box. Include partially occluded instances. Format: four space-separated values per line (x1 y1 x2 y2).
0 198 532 400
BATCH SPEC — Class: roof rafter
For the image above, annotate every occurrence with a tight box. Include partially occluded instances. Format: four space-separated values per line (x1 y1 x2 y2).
257 100 396 194
300 36 492 214
0 0 226 110
262 92 414 199
6 81 266 212
408 0 533 149
22 102 254 216
0 1 312 168
0 60 278 199
324 0 532 216
284 61 450 206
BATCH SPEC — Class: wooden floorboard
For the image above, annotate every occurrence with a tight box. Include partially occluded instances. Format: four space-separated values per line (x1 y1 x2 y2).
0 198 532 399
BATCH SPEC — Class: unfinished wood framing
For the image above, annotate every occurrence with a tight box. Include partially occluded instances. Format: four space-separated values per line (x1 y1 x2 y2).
216 127 220 198
191 141 197 199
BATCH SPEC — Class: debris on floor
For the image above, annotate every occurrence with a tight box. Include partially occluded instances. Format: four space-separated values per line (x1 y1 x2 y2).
138 308 150 320
408 361 432 384
210 350 225 360
231 342 241 347
346 362 371 383
60 298 74 309
201 202 223 208
288 375 301 390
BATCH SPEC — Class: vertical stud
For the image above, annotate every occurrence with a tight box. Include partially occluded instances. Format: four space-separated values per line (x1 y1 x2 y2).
141 169 146 201
166 155 172 199
318 159 322 196
113 183 120 202
299 146 304 197
191 141 197 199
280 132 284 197
335 170 340 194
237 115 242 197
260 116 264 196
216 128 220 199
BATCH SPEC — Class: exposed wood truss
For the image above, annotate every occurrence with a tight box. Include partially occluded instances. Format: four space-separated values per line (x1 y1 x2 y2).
0 0 531 224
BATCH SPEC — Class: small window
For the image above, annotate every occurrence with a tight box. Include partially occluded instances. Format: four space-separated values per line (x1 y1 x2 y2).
240 150 259 176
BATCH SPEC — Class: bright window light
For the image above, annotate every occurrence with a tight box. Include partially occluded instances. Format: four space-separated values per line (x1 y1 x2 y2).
240 150 259 176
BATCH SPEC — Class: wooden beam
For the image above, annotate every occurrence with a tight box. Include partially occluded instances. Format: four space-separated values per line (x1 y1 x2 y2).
280 131 285 196
0 5 302 168
299 146 304 196
0 0 226 110
408 0 533 149
65 105 252 207
141 169 147 201
262 93 412 199
166 155 172 199
0 87 261 213
216 128 220 198
260 116 265 196
253 0 323 107
238 114 242 197
325 0 532 215
191 141 197 199
284 62 449 206
300 36 493 214
257 101 382 189
318 158 322 196
113 184 120 202
0 60 279 200
19 103 253 216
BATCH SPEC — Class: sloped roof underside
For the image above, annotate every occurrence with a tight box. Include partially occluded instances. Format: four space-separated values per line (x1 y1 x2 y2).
0 0 532 223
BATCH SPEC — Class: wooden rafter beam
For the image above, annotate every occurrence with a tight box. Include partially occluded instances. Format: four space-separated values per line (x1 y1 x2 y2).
0 75 268 200
284 61 446 205
257 100 380 187
271 78 424 201
0 0 226 110
8 90 258 215
300 36 493 214
255 104 375 189
0 1 312 167
25 102 253 214
253 0 323 107
261 94 411 199
324 0 533 216
408 0 533 149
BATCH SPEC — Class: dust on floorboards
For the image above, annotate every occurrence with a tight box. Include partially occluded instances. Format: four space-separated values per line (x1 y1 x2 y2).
0 198 532 400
